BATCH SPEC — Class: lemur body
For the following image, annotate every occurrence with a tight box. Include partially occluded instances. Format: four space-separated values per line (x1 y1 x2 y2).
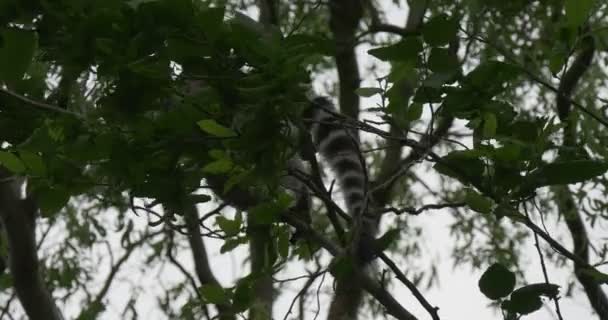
303 97 378 262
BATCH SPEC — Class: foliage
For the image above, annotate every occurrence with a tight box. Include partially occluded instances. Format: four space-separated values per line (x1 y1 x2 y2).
0 0 607 319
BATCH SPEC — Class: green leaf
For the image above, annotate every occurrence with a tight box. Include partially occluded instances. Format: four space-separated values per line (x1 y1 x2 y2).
565 0 593 27
0 151 26 173
216 216 241 237
277 227 290 259
482 112 497 138
407 103 423 121
0 28 37 83
202 159 233 174
198 6 226 41
428 48 459 73
37 186 71 216
422 14 459 46
433 150 486 186
502 296 542 315
232 280 254 312
511 283 560 299
197 119 237 138
367 38 422 62
465 190 493 214
220 237 246 253
200 284 230 305
526 160 608 188
478 263 516 300
502 283 558 316
18 150 46 176
188 194 212 204
375 228 400 252
329 256 355 279
249 193 293 225
354 87 383 97
465 61 521 97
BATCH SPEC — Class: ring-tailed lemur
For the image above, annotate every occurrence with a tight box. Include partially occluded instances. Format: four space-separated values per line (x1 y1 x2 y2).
299 97 379 262
183 12 379 262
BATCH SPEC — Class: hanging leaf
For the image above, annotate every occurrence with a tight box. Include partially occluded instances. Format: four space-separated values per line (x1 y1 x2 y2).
368 38 422 62
200 284 230 305
354 87 383 97
0 28 37 83
422 14 459 46
0 151 26 173
478 263 516 300
197 119 237 138
565 0 593 27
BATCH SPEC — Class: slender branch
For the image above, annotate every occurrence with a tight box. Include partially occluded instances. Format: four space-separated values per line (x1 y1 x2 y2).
0 86 83 118
77 230 162 319
383 202 467 216
181 203 236 320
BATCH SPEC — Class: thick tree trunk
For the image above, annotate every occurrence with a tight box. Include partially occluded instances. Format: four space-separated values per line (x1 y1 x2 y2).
0 169 63 320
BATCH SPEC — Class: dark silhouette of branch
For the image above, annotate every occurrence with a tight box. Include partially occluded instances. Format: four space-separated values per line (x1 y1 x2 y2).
77 230 163 319
461 29 608 129
383 202 467 216
552 32 608 320
0 87 83 118
182 203 236 320
0 169 63 320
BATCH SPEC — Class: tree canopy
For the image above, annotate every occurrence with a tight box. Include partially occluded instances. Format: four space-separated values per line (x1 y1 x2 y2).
0 0 607 319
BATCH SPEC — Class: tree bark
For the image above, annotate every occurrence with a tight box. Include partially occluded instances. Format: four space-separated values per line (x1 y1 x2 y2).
0 169 63 320
553 33 608 320
183 203 236 320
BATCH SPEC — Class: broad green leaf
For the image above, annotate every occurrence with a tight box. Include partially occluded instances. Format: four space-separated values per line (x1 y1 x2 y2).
579 268 608 283
200 284 230 305
277 227 290 259
502 283 558 315
199 6 225 41
18 150 46 176
422 14 459 46
511 283 560 299
465 190 493 214
329 256 355 279
478 263 516 300
232 280 254 312
526 160 608 188
375 228 400 252
407 103 423 121
413 86 443 103
354 87 383 97
0 151 26 173
197 119 237 138
220 237 247 253
188 194 212 204
0 28 37 83
428 48 459 73
368 38 422 62
565 0 593 27
37 186 71 216
433 150 486 186
465 61 520 97
202 159 233 174
216 216 241 237
249 193 293 225
502 296 542 315
482 112 497 138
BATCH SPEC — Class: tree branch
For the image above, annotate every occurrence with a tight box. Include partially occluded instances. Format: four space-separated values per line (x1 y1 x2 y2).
0 169 63 320
551 32 608 319
182 203 236 320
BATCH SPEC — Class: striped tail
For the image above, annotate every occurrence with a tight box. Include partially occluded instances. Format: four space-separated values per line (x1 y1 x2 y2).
307 97 379 262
